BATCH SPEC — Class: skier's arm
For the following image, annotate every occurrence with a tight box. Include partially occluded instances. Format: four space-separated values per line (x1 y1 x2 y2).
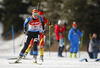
23 17 31 33
93 39 100 46
62 23 67 32
46 19 53 27
55 25 59 41
68 29 73 42
43 17 53 27
39 16 45 31
91 38 96 47
77 30 83 37
91 38 99 47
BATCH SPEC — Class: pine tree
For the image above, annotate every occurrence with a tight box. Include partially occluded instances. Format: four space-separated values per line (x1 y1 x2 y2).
62 0 100 39
2 0 29 34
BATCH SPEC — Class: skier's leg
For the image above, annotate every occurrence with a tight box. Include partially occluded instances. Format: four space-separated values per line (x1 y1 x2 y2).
70 53 73 58
74 43 78 58
39 33 44 61
74 52 77 58
58 39 62 56
93 53 98 59
16 32 33 62
88 52 91 58
88 52 93 59
33 38 38 63
58 46 60 56
59 47 62 56
40 47 44 55
24 39 33 58
69 43 74 58
40 47 44 61
25 39 33 53
60 39 64 57
61 46 64 57
15 38 32 63
20 36 32 54
20 31 33 54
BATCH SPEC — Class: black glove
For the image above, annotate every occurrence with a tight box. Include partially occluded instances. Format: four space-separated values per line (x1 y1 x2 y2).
64 22 67 26
24 30 28 35
57 40 59 42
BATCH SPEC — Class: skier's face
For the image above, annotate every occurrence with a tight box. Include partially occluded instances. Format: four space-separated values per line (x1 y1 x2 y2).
32 13 38 19
93 33 97 38
72 25 77 28
59 23 62 26
89 35 92 40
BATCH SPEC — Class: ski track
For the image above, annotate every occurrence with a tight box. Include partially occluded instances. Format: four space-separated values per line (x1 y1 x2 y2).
0 23 100 68
0 51 100 68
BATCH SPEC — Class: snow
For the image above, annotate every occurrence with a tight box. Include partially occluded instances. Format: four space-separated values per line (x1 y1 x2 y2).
0 23 100 68
0 51 100 68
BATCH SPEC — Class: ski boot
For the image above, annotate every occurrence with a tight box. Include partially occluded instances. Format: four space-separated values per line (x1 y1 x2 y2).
40 55 44 62
70 53 72 58
33 55 37 63
74 53 77 58
23 52 28 59
15 56 22 63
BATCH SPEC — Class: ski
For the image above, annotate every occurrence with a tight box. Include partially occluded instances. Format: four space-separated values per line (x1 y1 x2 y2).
9 62 21 64
80 58 100 62
8 57 31 60
33 62 42 65
95 59 100 62
80 58 88 62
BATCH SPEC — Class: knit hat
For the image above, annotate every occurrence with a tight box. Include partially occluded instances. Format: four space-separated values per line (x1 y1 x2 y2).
58 20 63 25
72 22 77 26
32 9 38 15
38 11 44 15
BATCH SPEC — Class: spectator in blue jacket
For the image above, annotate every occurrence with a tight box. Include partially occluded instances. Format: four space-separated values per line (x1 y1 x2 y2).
68 22 83 58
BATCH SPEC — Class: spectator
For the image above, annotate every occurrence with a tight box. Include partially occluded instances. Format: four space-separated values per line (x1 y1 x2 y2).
90 33 100 59
68 22 83 58
87 34 93 59
55 20 65 57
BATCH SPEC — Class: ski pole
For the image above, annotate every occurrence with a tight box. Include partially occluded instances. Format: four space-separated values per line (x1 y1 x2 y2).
62 23 67 57
19 34 25 46
63 28 67 57
49 24 53 57
80 33 84 48
79 37 81 58
12 26 15 55
49 26 51 57
79 33 84 58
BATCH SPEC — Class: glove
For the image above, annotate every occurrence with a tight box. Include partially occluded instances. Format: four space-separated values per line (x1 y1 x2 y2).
42 29 46 34
64 22 67 26
24 30 28 35
50 25 53 27
57 40 59 42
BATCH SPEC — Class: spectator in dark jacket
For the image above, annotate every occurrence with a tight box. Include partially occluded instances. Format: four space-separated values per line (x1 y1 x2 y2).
87 34 93 59
90 33 100 59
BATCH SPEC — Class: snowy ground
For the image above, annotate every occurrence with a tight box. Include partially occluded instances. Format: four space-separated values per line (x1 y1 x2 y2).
0 23 100 68
0 34 100 68
0 51 100 68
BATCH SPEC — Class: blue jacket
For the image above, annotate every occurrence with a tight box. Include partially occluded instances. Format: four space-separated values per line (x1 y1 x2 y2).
68 28 83 43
